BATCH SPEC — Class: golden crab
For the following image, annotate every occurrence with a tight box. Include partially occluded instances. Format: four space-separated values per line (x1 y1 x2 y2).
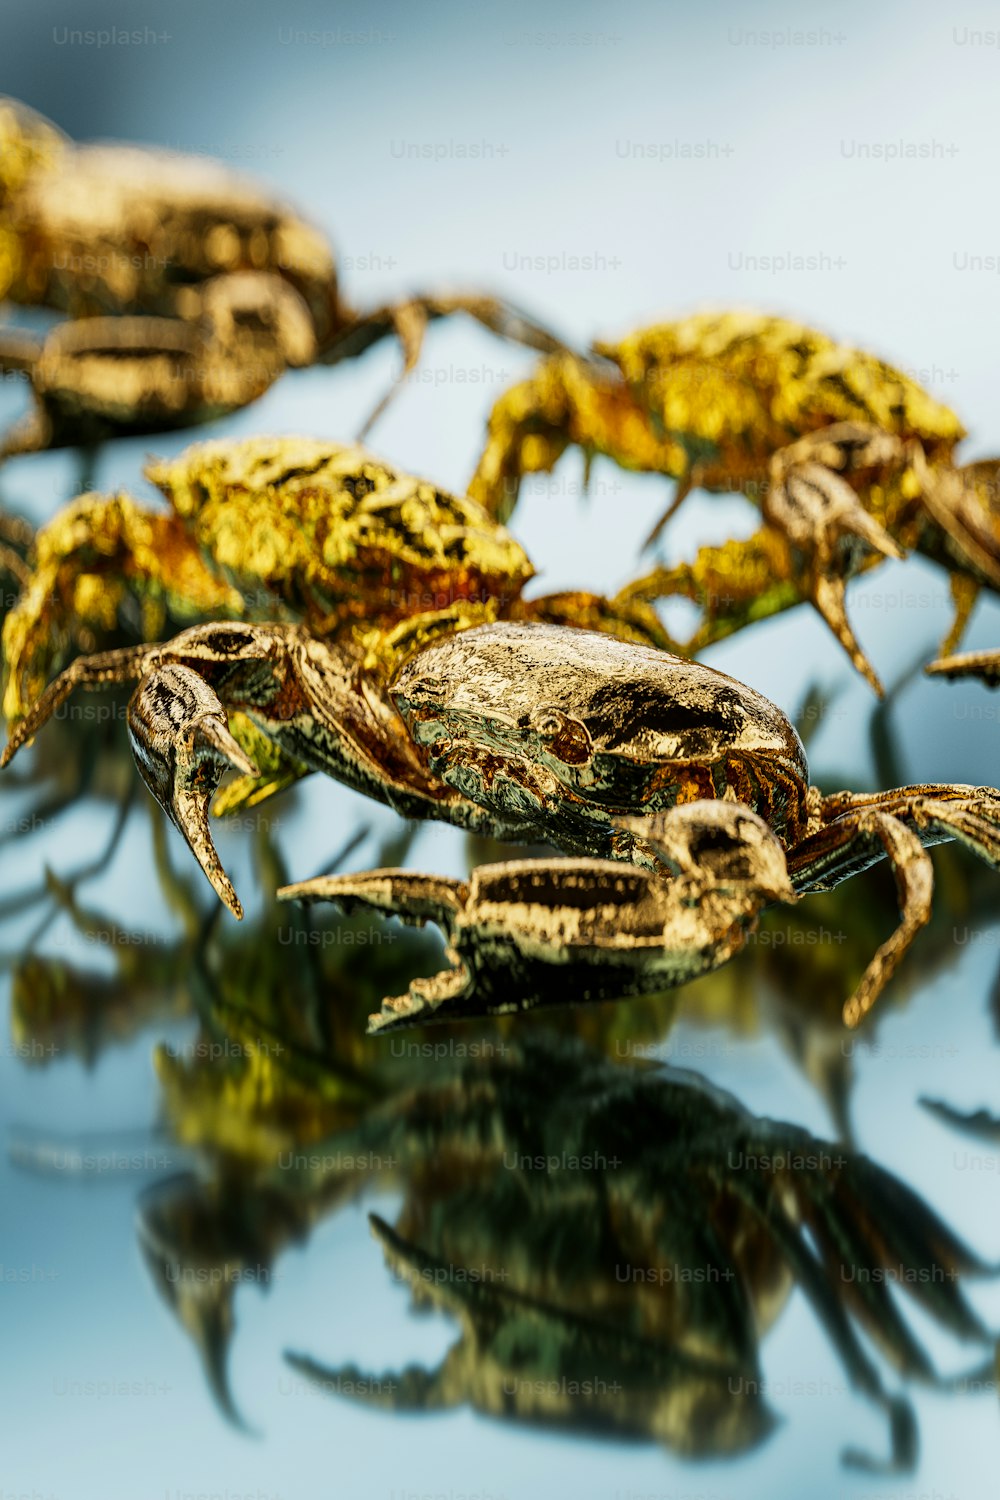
0 96 564 456
6 601 1000 1030
468 310 1000 692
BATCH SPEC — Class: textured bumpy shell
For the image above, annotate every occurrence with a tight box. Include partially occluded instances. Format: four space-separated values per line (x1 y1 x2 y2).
600 310 965 468
147 437 535 630
1 493 242 724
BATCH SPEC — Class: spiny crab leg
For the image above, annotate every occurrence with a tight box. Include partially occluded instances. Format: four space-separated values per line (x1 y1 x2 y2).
0 643 156 764
281 869 475 1032
789 785 1000 1027
763 429 911 697
0 543 30 589
926 648 1000 685
789 811 933 1029
280 805 798 1034
809 573 885 697
320 292 572 440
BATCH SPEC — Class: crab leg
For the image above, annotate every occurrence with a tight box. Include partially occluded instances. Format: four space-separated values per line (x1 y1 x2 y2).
1 642 157 762
807 784 1000 876
917 456 1000 594
467 354 688 522
286 1347 461 1414
768 441 902 564
279 868 476 1030
0 331 48 459
789 810 933 1028
754 424 914 695
936 573 981 658
285 1211 768 1450
616 521 891 695
0 321 45 453
0 542 29 590
788 786 1000 1025
0 327 44 375
926 646 1000 685
280 825 792 1033
319 293 572 440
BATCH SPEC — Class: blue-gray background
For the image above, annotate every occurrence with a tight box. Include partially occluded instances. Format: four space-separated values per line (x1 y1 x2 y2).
2 0 1000 1496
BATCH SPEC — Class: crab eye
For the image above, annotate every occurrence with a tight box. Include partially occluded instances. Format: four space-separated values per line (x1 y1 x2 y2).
530 709 565 738
528 706 592 766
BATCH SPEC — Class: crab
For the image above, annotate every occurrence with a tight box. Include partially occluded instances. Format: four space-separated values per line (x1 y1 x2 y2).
0 96 565 456
6 614 1000 1030
467 310 1000 693
0 434 669 848
282 1032 996 1474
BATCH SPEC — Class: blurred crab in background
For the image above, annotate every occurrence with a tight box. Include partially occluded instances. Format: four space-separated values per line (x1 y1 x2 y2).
0 96 566 459
468 310 1000 693
0 431 668 724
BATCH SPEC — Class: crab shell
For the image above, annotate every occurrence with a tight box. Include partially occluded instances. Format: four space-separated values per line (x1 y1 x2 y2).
145 437 536 632
0 98 340 338
0 97 67 213
596 310 965 483
389 620 811 854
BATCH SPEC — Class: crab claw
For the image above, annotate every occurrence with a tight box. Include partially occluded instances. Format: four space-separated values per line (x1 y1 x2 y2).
763 461 903 696
809 573 884 697
766 461 905 570
278 870 472 1033
614 801 797 907
127 665 259 918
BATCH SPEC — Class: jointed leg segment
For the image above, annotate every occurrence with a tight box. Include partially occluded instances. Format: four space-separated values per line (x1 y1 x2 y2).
789 785 1000 1026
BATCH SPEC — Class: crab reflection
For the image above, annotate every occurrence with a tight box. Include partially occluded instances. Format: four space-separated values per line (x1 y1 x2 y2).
132 1031 998 1474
